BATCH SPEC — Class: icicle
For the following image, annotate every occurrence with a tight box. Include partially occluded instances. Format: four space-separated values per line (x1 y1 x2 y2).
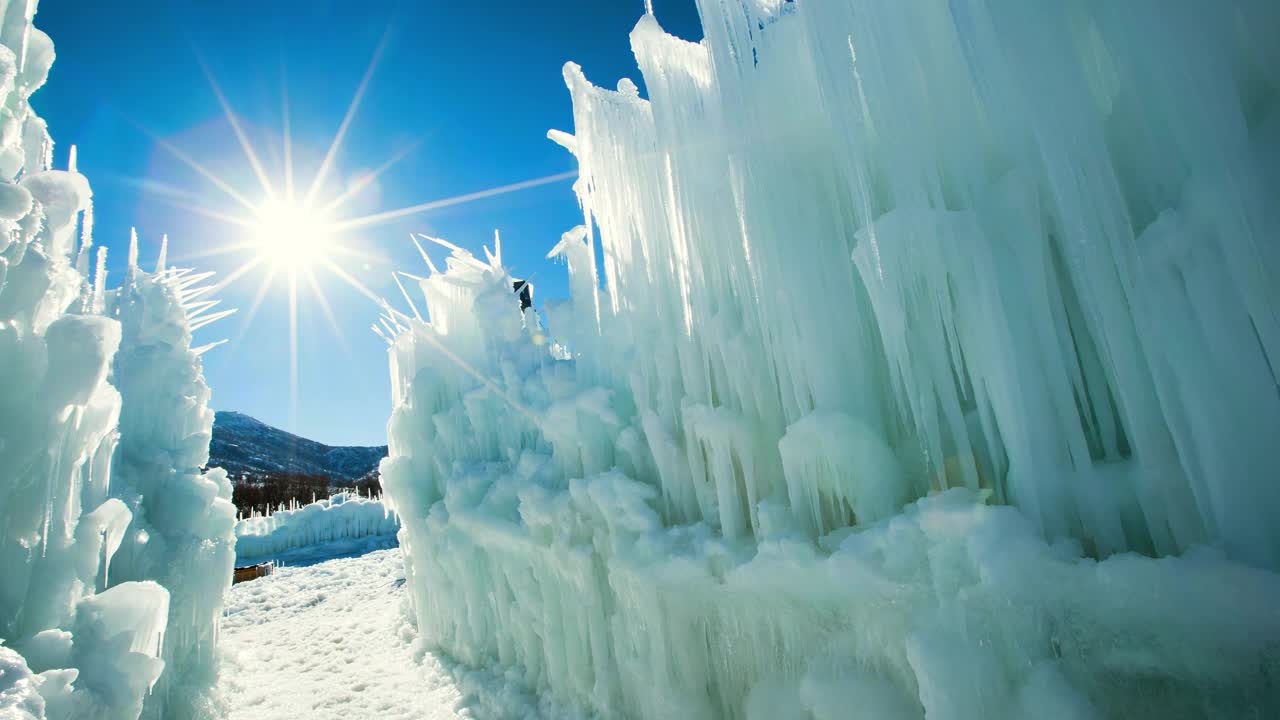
155 234 168 273
411 234 440 275
392 273 423 320
191 339 228 356
418 233 465 255
378 297 412 324
126 228 139 285
378 316 399 338
547 129 576 154
176 271 217 290
184 299 222 317
188 308 238 331
92 246 108 313
484 228 502 268
74 278 90 314
17 10 29 75
418 233 488 271
79 198 94 251
74 241 90 277
179 285 216 304
67 144 77 172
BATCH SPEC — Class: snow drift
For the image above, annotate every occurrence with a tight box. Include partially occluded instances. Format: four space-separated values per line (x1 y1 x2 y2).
234 492 399 563
380 1 1280 718
0 3 235 719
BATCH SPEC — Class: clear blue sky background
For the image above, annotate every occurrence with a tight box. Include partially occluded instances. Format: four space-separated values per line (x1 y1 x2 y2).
33 0 702 446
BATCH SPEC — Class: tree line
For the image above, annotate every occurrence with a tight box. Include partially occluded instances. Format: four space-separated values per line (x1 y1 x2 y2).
231 471 382 517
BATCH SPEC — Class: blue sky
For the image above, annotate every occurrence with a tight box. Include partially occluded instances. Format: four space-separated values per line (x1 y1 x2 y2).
33 0 702 446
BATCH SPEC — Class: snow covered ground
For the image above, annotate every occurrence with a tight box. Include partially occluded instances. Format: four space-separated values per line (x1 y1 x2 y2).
216 547 587 720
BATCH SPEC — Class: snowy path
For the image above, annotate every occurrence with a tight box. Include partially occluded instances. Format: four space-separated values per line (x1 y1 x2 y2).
216 547 565 720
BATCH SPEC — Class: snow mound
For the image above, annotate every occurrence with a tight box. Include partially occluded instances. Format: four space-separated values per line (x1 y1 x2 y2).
380 1 1280 718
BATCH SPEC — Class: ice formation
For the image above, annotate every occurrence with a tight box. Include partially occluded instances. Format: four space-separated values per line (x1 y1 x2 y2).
381 1 1280 718
1 645 44 718
0 3 235 719
234 491 399 562
105 248 238 719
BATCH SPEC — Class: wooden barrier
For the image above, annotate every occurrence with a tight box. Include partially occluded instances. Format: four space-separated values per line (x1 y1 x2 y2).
232 562 274 584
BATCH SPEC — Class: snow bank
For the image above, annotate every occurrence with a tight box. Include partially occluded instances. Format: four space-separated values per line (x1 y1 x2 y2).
381 2 1280 718
234 492 399 562
0 4 234 719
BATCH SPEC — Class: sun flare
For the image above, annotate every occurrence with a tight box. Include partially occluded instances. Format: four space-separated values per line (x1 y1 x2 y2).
144 35 576 428
250 200 335 269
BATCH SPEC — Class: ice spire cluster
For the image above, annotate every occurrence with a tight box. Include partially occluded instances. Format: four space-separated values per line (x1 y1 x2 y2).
0 4 235 719
103 243 238 720
0 3 148 716
381 1 1280 718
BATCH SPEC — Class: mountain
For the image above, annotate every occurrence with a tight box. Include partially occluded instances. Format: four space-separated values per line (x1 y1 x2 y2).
209 411 387 484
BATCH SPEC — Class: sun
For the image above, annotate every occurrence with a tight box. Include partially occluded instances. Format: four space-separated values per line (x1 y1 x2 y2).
251 199 335 269
142 35 578 428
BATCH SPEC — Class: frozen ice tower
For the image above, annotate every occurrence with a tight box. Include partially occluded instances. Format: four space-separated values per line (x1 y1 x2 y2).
0 3 235 719
381 2 1280 719
104 252 238 719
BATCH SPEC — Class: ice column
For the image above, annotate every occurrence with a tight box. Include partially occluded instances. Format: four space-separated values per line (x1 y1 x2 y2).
104 249 237 720
0 3 173 719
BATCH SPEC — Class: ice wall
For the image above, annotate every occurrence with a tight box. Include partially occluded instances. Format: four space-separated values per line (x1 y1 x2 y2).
104 245 238 720
550 0 1280 565
382 1 1280 718
0 7 120 652
0 3 233 719
234 492 399 562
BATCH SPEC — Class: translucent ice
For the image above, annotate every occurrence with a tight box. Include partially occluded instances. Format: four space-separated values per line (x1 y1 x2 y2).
381 2 1280 717
0 4 235 719
234 491 399 562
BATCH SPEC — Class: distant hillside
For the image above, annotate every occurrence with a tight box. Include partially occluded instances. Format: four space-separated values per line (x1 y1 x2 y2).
210 411 386 484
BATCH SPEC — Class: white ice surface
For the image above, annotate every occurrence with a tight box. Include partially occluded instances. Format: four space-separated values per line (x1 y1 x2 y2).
216 547 586 720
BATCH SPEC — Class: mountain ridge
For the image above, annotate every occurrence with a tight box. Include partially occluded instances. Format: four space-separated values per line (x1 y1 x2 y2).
209 410 386 483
